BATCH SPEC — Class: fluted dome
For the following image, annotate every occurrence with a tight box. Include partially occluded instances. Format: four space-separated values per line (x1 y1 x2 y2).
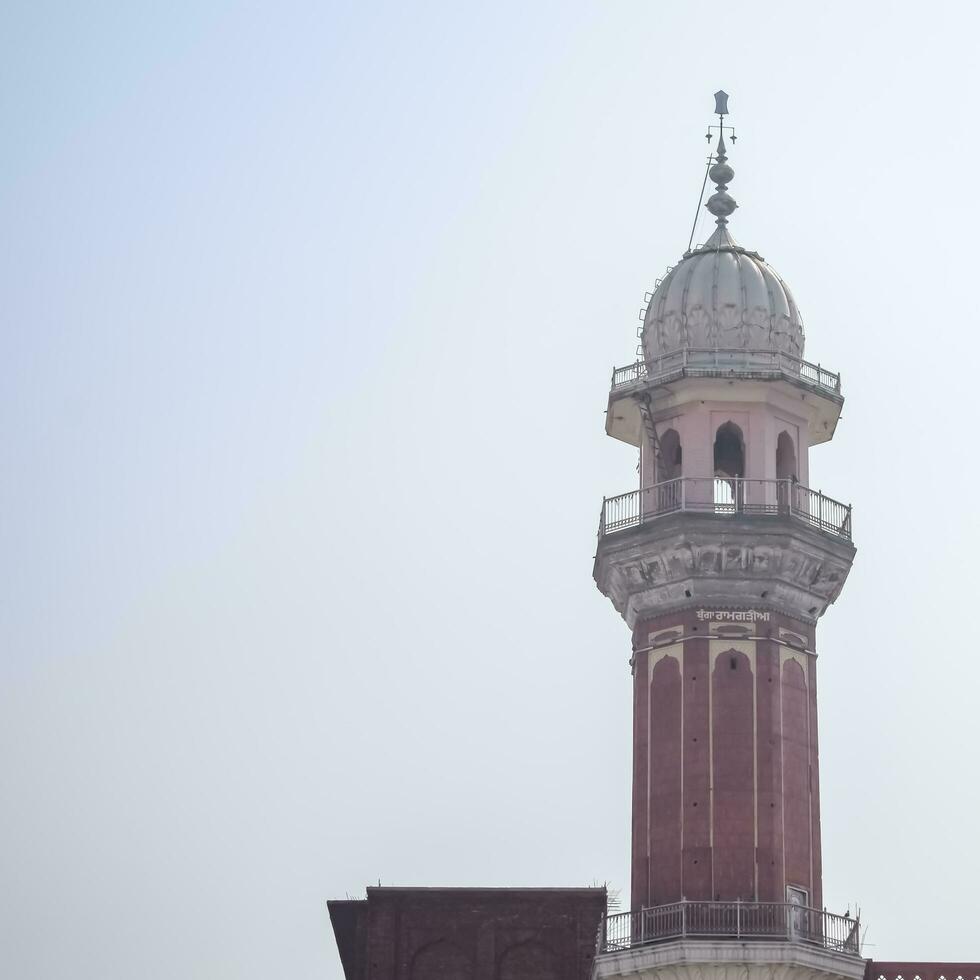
642 224 805 362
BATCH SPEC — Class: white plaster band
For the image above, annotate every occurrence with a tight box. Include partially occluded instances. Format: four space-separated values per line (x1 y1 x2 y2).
634 634 816 658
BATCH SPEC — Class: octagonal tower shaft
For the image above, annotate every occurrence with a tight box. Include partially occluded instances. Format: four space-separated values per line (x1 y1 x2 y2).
629 607 824 911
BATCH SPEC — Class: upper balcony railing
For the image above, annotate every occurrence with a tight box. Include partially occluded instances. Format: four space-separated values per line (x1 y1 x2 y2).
610 348 841 397
599 477 852 542
597 901 862 958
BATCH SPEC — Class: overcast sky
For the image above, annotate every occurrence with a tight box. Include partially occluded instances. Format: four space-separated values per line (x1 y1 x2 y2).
2 2 979 978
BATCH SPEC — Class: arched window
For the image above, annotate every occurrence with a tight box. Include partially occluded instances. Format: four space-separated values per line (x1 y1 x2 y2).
657 428 682 481
776 431 797 511
656 428 682 512
713 421 744 512
776 431 797 481
714 422 744 478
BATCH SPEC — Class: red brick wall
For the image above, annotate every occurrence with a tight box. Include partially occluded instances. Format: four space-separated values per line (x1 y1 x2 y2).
631 646 649 908
712 647 755 900
682 637 711 898
329 888 606 980
866 963 980 980
754 640 781 902
630 608 822 909
807 655 823 911
649 655 682 905
782 658 811 898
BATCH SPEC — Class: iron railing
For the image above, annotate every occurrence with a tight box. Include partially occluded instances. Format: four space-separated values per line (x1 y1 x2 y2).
598 901 861 956
610 348 841 396
599 478 852 541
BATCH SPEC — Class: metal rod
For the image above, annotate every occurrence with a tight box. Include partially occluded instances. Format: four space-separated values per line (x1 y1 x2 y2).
687 155 714 253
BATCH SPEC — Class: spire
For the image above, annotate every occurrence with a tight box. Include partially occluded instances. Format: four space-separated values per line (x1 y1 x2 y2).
705 90 737 227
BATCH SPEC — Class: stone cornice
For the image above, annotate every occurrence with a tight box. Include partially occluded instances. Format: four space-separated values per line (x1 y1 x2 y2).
594 513 856 627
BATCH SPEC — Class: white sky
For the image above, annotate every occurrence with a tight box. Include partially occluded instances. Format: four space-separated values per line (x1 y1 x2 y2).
1 2 978 977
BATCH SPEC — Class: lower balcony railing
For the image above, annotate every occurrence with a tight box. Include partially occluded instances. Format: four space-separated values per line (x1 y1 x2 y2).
598 478 852 541
598 901 862 957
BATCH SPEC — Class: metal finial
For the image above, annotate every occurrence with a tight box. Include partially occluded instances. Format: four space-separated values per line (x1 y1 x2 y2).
705 90 737 227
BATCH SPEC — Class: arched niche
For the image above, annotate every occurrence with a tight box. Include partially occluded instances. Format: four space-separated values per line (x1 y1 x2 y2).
776 430 798 510
710 647 755 899
498 940 558 980
657 428 682 482
776 431 797 481
714 421 745 478
411 941 473 980
713 421 745 511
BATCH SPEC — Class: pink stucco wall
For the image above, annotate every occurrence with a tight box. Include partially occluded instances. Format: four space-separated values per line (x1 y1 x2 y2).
645 398 810 489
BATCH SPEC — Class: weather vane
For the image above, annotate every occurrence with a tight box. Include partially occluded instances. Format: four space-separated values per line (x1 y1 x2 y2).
705 90 737 145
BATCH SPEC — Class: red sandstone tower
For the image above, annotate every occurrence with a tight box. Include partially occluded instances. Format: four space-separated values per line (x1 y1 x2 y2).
594 93 858 946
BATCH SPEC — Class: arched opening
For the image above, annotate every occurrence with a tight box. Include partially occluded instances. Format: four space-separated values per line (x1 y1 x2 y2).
713 421 744 512
776 431 797 511
656 428 682 511
658 428 682 481
776 431 797 480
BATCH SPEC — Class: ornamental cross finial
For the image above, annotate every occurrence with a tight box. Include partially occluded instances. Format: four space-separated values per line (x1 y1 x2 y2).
705 90 737 226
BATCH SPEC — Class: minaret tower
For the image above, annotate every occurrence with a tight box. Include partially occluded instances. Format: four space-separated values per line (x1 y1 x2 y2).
593 94 861 973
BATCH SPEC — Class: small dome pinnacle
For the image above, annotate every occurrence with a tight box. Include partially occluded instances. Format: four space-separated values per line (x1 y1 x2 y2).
705 92 737 226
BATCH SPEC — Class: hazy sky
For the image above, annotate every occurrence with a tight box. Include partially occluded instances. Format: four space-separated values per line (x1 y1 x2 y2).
2 2 979 978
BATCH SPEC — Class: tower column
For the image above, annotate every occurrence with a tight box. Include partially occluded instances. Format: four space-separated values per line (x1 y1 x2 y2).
594 92 855 936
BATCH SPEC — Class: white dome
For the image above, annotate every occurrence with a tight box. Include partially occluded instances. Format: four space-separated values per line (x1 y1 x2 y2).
642 225 805 362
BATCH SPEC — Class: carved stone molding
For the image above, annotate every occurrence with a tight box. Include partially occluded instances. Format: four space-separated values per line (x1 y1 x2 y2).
594 514 856 627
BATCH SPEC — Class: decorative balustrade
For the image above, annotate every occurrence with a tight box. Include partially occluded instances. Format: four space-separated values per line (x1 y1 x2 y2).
599 477 852 541
597 901 861 957
610 348 841 396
